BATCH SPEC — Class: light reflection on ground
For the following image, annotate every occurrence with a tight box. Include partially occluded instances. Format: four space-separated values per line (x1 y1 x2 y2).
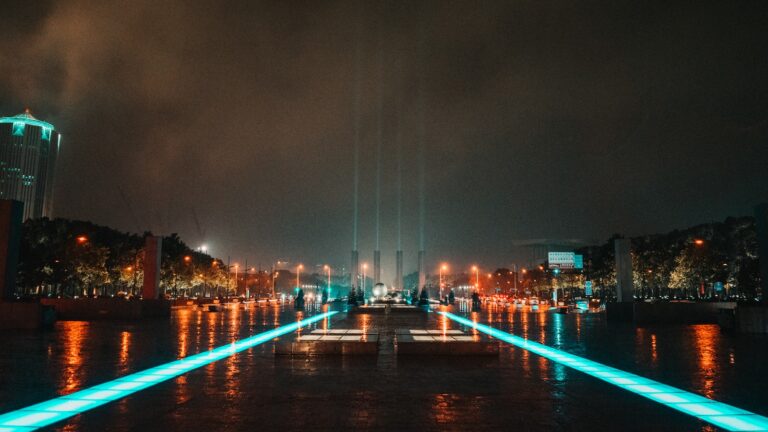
0 302 765 431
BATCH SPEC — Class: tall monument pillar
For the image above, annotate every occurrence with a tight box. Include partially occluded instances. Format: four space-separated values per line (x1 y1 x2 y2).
755 203 768 304
142 236 162 299
418 250 426 292
395 250 403 291
614 238 633 302
351 250 359 294
374 250 381 285
0 200 22 301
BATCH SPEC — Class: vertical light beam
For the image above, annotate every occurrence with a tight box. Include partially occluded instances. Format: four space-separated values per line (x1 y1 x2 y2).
438 311 768 432
373 11 383 286
0 311 337 430
416 23 427 292
350 4 362 293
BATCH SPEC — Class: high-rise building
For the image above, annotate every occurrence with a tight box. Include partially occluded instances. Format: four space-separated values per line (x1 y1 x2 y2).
0 110 60 220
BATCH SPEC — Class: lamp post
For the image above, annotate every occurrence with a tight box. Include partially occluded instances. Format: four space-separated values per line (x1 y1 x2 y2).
324 265 331 300
440 264 448 301
362 263 368 300
472 265 479 295
233 264 239 298
296 264 303 291
694 239 705 299
272 271 279 300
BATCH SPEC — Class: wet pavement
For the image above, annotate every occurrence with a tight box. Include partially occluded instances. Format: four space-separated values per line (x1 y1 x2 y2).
0 302 767 431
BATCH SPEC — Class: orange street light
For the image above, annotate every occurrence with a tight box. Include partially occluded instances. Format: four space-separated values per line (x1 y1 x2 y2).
183 255 192 263
439 264 448 299
296 264 303 289
76 235 88 244
694 239 705 246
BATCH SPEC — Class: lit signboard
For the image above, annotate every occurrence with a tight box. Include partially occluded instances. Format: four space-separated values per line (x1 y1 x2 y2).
548 252 574 269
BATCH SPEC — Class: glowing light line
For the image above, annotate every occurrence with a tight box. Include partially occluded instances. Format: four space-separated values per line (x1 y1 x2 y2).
0 311 337 431
438 311 768 432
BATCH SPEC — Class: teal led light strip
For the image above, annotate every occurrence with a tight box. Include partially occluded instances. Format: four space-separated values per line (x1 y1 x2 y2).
0 311 337 431
438 311 768 432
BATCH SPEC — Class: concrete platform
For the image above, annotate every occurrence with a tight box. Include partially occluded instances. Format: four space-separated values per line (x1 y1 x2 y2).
348 304 388 314
348 304 423 315
275 329 379 356
388 304 423 313
395 328 499 356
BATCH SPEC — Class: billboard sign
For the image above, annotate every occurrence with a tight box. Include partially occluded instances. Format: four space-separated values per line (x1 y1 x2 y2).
574 254 584 269
548 252 575 269
585 280 593 296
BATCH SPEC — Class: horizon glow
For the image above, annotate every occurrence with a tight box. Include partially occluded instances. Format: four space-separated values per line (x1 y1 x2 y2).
438 311 768 432
0 310 337 431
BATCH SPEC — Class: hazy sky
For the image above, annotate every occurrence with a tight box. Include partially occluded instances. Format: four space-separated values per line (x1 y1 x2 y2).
2 0 767 281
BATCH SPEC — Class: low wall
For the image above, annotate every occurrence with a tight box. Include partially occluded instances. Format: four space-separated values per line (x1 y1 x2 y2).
633 302 736 325
607 301 737 325
40 298 170 320
0 302 53 329
605 302 634 323
734 306 768 334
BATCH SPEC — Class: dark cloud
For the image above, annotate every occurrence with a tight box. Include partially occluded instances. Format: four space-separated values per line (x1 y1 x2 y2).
1 0 767 279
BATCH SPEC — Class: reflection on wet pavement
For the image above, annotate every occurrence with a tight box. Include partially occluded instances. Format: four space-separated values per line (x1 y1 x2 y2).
0 302 766 431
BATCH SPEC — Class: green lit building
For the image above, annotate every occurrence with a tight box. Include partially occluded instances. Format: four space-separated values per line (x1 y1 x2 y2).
0 110 60 220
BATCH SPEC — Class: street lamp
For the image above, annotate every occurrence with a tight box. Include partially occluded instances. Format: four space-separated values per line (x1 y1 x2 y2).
324 265 331 300
272 271 279 300
693 239 705 298
439 264 448 300
362 263 368 299
472 265 479 294
233 264 239 298
296 264 303 290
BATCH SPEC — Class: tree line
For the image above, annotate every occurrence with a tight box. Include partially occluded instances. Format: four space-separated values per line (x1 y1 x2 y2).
18 218 230 298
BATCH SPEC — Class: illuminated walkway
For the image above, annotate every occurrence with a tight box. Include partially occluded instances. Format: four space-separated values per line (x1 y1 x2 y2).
440 311 768 432
0 311 336 431
0 306 767 431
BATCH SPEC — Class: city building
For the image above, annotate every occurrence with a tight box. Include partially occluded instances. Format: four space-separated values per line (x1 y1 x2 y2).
0 110 60 220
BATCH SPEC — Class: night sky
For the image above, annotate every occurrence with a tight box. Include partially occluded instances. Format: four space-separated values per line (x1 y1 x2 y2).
1 1 767 280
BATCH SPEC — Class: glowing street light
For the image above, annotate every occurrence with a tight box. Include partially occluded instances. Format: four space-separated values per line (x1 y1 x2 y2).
439 264 448 300
324 265 331 299
76 235 88 245
296 264 303 289
472 265 479 292
694 239 705 246
362 263 368 298
272 271 279 299
233 264 240 296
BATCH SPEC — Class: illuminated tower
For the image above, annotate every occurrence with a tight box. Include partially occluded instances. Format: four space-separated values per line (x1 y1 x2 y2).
0 110 60 220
